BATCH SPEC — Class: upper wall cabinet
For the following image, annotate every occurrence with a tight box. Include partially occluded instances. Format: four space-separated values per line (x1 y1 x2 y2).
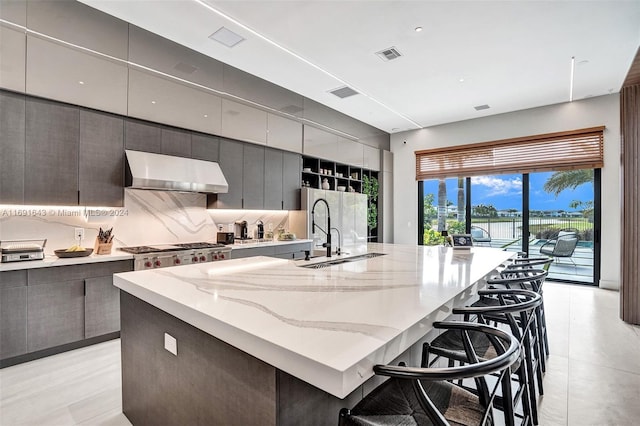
0 91 26 204
191 133 220 163
303 125 338 161
124 119 162 154
339 137 364 168
220 99 267 145
0 24 26 92
128 26 223 92
267 113 302 153
79 110 125 207
26 35 128 115
24 98 79 205
128 68 222 135
242 144 265 209
363 145 381 172
222 66 304 117
214 138 244 209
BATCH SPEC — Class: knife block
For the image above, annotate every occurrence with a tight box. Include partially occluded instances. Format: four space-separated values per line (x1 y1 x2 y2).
94 238 113 255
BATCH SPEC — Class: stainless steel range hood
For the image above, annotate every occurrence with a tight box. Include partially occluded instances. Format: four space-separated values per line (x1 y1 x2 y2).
125 150 228 193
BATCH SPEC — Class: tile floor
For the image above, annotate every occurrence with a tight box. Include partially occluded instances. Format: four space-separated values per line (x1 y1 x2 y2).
1 282 639 425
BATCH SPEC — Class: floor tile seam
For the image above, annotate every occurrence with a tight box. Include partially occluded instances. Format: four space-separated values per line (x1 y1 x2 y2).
564 355 640 377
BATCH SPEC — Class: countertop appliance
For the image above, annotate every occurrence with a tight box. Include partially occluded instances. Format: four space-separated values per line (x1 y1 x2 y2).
119 242 231 270
216 232 235 245
256 220 264 239
1 239 47 263
235 221 249 240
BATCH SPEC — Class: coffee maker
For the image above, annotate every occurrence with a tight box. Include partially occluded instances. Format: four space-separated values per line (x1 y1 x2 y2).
235 221 249 240
256 220 264 239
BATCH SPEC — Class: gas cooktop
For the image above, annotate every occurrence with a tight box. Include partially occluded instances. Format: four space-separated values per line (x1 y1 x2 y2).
119 242 226 255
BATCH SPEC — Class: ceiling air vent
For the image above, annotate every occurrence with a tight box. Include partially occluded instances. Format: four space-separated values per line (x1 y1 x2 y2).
329 86 359 99
209 27 245 48
474 104 491 111
376 47 402 61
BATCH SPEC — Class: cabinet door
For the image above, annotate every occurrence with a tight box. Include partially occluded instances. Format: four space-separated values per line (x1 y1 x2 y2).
27 280 85 352
124 118 161 154
264 148 283 210
0 271 27 359
283 152 301 210
0 91 26 204
191 134 219 162
85 276 119 339
242 144 265 209
25 98 79 205
79 109 124 207
215 138 244 208
161 127 191 157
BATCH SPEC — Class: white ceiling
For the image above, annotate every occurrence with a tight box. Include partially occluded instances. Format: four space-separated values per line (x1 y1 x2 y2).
80 0 640 134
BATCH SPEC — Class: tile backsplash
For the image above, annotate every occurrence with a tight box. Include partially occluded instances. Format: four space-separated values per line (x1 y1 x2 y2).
0 189 290 254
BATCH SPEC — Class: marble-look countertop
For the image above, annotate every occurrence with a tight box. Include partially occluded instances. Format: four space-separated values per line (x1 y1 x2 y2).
0 252 133 272
113 243 514 398
229 239 313 250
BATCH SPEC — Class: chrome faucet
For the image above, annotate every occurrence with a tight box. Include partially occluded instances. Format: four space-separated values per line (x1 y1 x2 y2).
311 198 331 257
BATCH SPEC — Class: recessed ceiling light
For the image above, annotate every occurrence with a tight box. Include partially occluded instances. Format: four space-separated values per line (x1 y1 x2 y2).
78 81 85 85
209 26 245 48
459 78 465 83
203 114 208 118
415 27 423 32
151 100 156 104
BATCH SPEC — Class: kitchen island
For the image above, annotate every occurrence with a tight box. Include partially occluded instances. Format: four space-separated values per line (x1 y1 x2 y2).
114 243 514 425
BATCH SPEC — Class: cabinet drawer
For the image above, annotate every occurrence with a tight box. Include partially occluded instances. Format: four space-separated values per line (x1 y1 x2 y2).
0 270 27 289
28 260 133 285
231 246 275 259
274 242 312 255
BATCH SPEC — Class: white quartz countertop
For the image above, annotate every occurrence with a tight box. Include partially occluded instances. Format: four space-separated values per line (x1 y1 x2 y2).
228 239 312 250
113 243 514 398
0 252 133 272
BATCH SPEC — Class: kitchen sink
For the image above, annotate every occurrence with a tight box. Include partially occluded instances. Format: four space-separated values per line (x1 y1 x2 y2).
297 252 386 269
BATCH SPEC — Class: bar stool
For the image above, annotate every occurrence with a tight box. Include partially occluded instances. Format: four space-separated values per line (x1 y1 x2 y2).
422 289 542 425
339 322 521 426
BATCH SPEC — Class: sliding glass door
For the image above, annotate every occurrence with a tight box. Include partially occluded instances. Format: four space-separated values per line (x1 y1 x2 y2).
419 168 600 285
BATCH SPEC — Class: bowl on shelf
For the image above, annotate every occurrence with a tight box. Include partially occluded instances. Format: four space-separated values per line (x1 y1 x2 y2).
303 167 312 173
54 248 93 258
337 186 346 192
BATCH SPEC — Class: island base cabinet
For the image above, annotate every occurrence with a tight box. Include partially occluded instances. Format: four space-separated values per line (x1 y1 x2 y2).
120 292 277 426
120 291 363 426
27 280 85 353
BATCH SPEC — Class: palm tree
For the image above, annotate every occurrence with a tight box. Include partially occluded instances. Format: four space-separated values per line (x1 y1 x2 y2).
543 169 593 197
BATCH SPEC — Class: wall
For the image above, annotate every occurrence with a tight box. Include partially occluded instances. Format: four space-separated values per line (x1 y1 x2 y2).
391 94 621 290
0 190 289 254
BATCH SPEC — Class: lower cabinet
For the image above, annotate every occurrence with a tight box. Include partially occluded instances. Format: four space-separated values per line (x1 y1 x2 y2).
0 260 132 364
0 271 28 359
231 242 312 260
85 276 120 339
27 279 85 352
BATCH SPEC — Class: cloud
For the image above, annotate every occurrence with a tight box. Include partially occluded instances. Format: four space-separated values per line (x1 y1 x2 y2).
471 176 522 196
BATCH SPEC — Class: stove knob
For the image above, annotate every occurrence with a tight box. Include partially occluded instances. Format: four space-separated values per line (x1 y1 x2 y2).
200 256 206 262
213 254 218 260
175 258 181 265
154 260 161 267
220 253 225 259
144 261 152 268
192 256 199 262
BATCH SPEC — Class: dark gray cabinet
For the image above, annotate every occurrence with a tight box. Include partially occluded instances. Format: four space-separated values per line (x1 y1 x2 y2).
283 151 302 210
0 271 28 359
161 127 191 157
79 109 125 207
124 118 162 153
215 138 244 208
0 91 26 204
85 276 120 339
191 133 219 162
27 279 85 352
264 148 284 210
230 241 312 260
25 97 79 205
243 144 265 209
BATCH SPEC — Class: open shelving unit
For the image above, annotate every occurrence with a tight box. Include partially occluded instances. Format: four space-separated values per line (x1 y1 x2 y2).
301 155 379 242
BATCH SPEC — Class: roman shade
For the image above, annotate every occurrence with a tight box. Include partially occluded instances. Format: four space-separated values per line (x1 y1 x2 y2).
415 126 605 180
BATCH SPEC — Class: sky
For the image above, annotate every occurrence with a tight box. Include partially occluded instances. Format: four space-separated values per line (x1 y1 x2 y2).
423 172 594 211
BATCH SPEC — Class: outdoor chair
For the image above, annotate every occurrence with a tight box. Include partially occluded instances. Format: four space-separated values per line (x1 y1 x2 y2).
471 226 492 247
539 229 579 265
339 322 520 426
